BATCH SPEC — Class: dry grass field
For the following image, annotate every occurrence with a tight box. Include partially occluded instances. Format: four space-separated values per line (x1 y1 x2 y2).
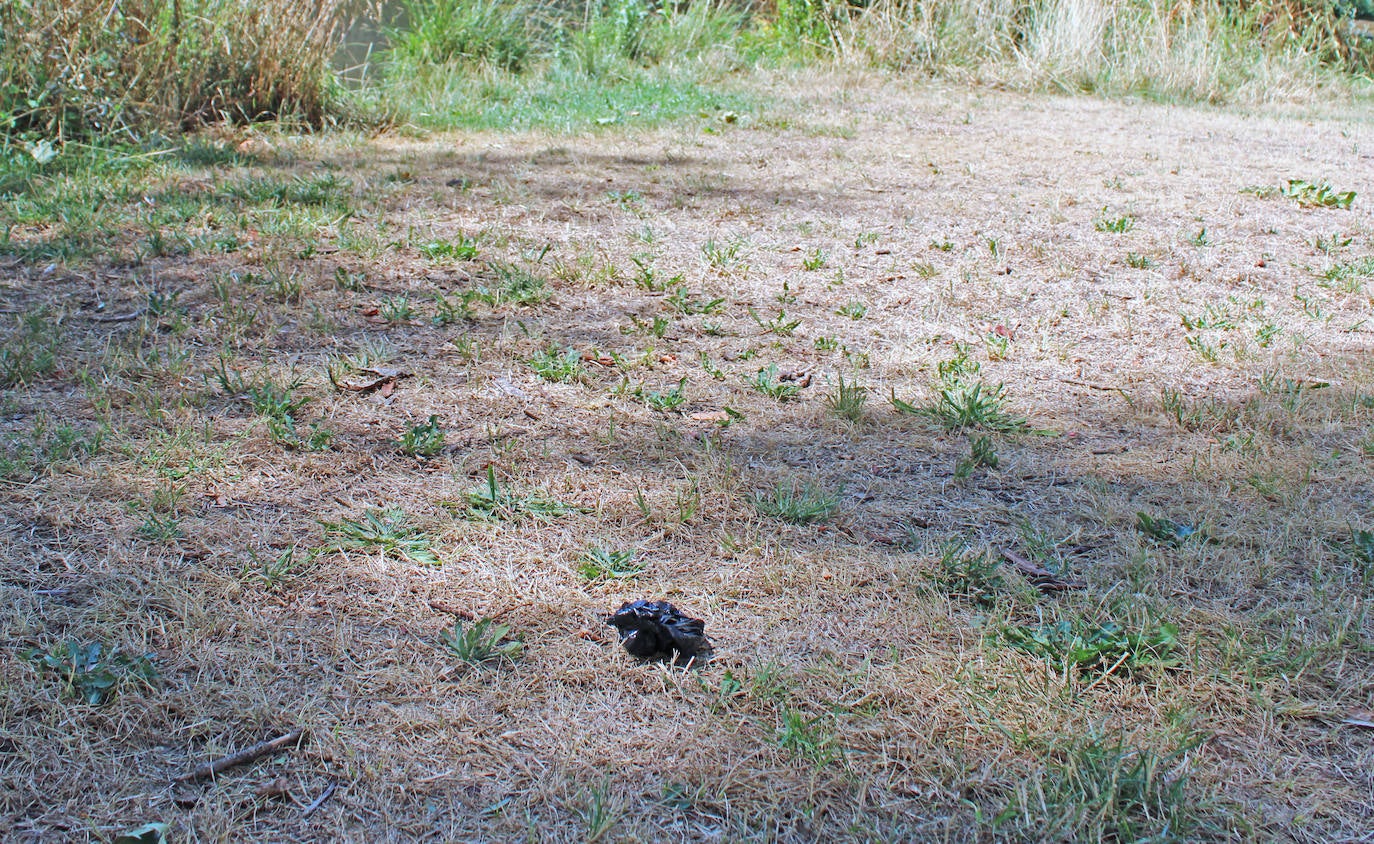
3 71 1373 841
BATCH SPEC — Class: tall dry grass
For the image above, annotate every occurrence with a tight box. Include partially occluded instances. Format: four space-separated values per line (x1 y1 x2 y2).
816 0 1370 102
0 0 354 139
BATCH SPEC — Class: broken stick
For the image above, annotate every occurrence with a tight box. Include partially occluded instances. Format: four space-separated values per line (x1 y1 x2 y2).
176 729 305 782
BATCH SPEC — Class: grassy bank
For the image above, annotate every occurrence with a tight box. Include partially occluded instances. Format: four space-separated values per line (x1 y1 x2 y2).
1 0 1371 142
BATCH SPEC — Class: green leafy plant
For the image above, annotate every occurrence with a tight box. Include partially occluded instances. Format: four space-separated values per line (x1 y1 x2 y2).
836 301 867 319
24 640 158 705
1094 210 1135 233
266 415 334 452
751 479 839 524
577 546 646 581
320 507 441 565
750 307 801 335
775 704 841 766
379 295 415 323
0 309 59 388
420 233 481 261
643 378 687 412
801 248 826 271
666 286 725 315
702 237 744 269
528 346 585 382
399 415 446 456
1135 512 1202 546
1280 179 1355 209
240 547 314 590
1028 730 1195 842
747 365 802 401
438 617 523 665
1002 616 1181 676
1125 252 1154 269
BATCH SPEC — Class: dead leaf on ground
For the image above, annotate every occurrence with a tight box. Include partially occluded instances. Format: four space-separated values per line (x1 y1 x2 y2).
689 411 730 423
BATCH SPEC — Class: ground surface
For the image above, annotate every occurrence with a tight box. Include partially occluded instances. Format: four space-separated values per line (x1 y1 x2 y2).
2 72 1373 842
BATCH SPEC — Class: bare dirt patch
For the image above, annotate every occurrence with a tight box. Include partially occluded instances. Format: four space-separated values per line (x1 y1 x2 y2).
3 72 1373 841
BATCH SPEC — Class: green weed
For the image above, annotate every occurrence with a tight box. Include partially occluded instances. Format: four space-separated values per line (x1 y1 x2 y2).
1094 211 1135 233
955 434 1000 477
824 374 868 422
457 466 576 521
750 307 801 335
528 346 585 382
1280 179 1355 209
320 508 441 565
836 301 867 320
240 547 313 590
577 546 646 581
438 617 524 666
1002 616 1181 676
751 479 839 524
398 415 446 456
802 248 826 271
747 365 802 401
24 640 158 705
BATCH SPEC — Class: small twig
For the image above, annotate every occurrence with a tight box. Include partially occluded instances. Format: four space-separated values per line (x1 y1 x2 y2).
1000 548 1088 591
301 781 338 818
176 729 305 782
87 308 147 323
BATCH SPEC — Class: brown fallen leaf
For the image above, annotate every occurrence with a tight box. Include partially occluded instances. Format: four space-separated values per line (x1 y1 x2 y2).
689 411 730 423
378 380 395 398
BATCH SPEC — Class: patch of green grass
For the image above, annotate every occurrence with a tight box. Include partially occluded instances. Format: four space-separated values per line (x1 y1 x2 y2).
438 617 524 666
240 547 314 591
1125 252 1154 269
665 286 725 315
420 234 481 261
24 640 158 705
775 704 842 766
1010 730 1196 842
802 248 826 271
528 346 585 382
1002 615 1181 676
577 546 646 581
398 415 446 456
320 507 441 565
0 309 60 388
265 416 334 452
0 417 102 481
1318 255 1374 294
702 236 746 269
751 479 839 524
823 374 868 422
929 543 1004 605
386 65 752 132
643 378 687 412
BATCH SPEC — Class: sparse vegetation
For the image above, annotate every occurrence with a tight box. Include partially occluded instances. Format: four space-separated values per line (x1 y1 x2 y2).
4 13 1373 839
